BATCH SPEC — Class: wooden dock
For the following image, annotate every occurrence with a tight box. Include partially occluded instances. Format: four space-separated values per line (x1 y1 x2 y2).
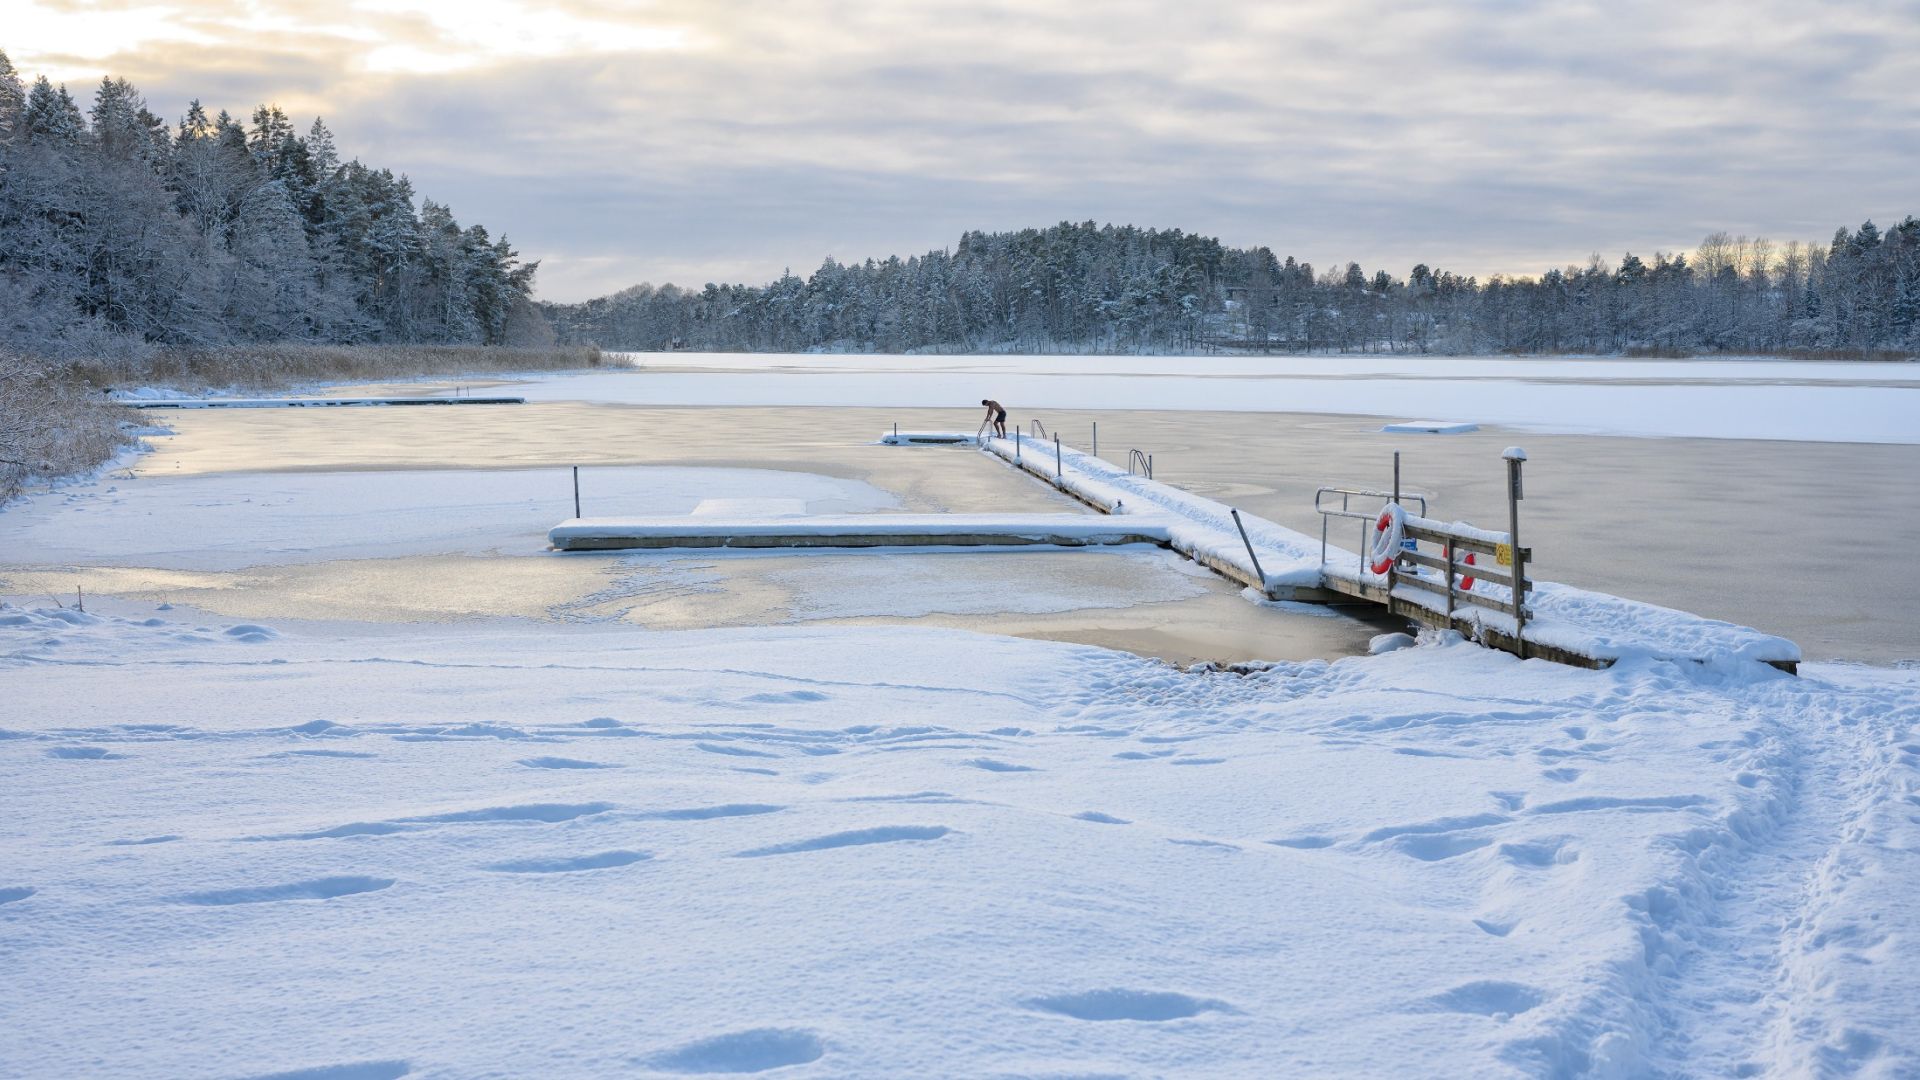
547 429 1802 674
549 514 1169 552
120 396 525 409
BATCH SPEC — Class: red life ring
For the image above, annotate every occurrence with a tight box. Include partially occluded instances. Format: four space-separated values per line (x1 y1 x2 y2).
1459 551 1476 591
1368 504 1405 575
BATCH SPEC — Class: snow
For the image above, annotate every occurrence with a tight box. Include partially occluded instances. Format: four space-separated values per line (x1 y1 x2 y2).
3 367 1913 1076
486 354 1920 444
3 603 1915 1077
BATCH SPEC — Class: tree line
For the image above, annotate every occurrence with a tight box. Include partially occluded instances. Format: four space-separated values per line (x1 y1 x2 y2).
0 50 547 369
546 219 1920 357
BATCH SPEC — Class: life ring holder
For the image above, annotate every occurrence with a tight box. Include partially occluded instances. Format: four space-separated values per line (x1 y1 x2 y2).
1368 504 1406 575
1459 551 1476 591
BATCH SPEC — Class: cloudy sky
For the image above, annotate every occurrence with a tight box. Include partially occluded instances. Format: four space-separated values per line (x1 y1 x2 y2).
10 0 1918 301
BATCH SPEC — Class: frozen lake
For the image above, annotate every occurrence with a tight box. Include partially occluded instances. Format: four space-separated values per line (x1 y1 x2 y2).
40 379 1916 662
461 352 1920 444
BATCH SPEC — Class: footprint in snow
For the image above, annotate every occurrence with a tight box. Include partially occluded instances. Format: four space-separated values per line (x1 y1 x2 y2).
1389 833 1493 862
47 746 125 760
644 1028 824 1074
966 758 1038 773
639 804 784 821
1498 837 1578 868
1074 811 1131 825
1421 980 1546 1019
237 1061 411 1080
740 690 830 704
176 876 393 906
1169 838 1240 851
1025 988 1233 1022
696 742 779 758
483 850 650 874
735 825 950 858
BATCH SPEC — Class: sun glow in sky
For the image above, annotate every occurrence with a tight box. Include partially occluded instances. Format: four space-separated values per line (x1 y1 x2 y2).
7 0 1918 302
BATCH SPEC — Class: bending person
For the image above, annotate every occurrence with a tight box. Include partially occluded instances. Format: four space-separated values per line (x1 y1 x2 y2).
980 398 1008 438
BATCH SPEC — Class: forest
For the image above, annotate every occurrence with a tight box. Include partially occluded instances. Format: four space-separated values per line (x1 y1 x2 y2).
0 50 547 370
547 219 1920 357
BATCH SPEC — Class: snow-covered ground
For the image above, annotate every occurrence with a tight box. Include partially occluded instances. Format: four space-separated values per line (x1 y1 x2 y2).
5 359 1918 1077
4 605 1916 1078
477 353 1920 444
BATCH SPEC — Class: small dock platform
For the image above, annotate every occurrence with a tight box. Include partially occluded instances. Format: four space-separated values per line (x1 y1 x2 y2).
549 514 1168 551
119 396 525 409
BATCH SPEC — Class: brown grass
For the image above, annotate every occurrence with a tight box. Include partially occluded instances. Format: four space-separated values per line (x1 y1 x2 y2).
3 344 604 503
1 357 138 504
73 343 605 392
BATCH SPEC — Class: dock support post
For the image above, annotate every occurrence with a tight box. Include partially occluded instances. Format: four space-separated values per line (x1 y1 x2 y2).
1054 434 1063 484
573 465 581 518
1092 422 1098 460
1231 508 1268 597
1015 429 1021 463
1504 447 1528 659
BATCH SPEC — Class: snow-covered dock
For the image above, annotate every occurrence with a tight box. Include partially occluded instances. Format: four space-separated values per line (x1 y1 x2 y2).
117 395 525 409
546 430 1800 672
548 513 1167 551
973 430 1800 672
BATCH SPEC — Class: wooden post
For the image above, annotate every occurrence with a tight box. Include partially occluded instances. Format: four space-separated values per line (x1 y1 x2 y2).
1504 447 1527 658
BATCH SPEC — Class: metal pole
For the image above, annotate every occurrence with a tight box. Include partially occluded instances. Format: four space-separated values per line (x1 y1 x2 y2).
1504 447 1527 659
1015 429 1021 463
1092 422 1098 460
1054 433 1063 481
1231 508 1268 596
1393 450 1400 506
572 465 581 518
892 422 898 439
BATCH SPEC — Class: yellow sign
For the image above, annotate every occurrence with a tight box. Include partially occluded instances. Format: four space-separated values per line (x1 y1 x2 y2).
1495 543 1514 567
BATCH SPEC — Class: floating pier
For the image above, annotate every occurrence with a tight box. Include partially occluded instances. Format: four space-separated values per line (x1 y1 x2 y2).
118 396 524 409
549 513 1167 551
548 427 1801 674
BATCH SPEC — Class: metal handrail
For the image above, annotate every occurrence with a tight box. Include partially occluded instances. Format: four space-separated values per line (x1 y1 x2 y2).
1029 419 1049 440
1313 486 1428 569
1127 449 1153 478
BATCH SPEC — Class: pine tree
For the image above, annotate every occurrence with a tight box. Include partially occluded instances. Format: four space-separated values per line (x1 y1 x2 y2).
0 49 24 147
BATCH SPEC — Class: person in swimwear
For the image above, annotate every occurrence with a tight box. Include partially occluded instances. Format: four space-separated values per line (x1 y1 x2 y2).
981 398 1007 438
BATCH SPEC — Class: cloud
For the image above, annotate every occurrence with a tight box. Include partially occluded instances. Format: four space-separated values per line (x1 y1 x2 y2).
6 0 1918 300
